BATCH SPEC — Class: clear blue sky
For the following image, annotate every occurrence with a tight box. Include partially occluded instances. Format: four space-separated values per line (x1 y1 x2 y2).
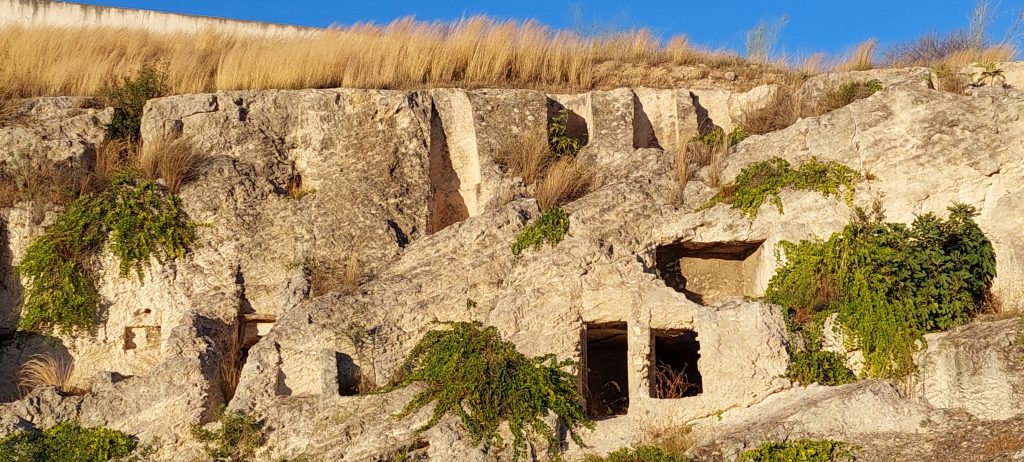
74 1 1024 57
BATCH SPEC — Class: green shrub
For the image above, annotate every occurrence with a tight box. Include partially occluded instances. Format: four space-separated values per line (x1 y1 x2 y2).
767 203 996 379
585 445 689 462
823 80 883 110
549 109 583 159
511 207 570 256
18 175 197 335
191 410 264 462
104 64 167 141
0 421 135 462
786 350 856 386
707 157 861 217
383 322 591 460
696 126 748 148
739 439 853 462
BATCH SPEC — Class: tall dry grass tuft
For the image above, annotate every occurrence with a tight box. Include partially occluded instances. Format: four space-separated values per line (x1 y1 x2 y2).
0 18 788 97
17 353 75 395
0 91 20 127
534 157 597 211
309 254 362 298
672 148 691 204
494 130 551 186
139 136 205 193
838 39 877 71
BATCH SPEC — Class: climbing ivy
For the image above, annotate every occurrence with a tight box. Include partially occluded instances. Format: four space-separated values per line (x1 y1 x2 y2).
786 350 856 386
767 203 996 379
585 446 690 462
511 207 570 256
383 322 592 460
17 175 197 335
706 157 861 217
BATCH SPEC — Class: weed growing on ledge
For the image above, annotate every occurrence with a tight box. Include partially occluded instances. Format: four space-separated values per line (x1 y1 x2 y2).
705 157 861 217
697 126 748 149
739 439 854 462
382 322 592 460
822 79 882 110
767 203 996 379
786 350 856 386
0 421 135 462
103 64 168 141
511 207 570 256
585 445 690 462
191 409 264 462
18 175 197 335
549 108 584 159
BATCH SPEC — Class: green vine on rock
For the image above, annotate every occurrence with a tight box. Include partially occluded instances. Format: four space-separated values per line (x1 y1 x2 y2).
17 175 197 336
768 203 996 379
0 421 135 462
511 207 570 256
382 322 592 460
706 157 861 217
739 439 854 462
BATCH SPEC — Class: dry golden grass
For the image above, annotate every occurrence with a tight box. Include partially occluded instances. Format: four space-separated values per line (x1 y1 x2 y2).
139 136 205 193
0 153 97 217
219 328 241 402
17 353 76 395
640 422 694 454
0 19 781 97
931 65 972 95
0 91 20 126
671 148 691 204
838 39 877 71
535 157 597 211
309 254 362 298
494 130 551 186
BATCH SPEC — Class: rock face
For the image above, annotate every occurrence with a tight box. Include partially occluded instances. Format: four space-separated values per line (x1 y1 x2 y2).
1 67 1023 460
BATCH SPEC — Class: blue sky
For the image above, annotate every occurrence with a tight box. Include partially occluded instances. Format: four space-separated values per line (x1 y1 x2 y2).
76 1 1024 57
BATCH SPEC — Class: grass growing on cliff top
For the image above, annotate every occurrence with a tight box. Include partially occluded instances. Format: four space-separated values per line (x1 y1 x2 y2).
511 207 570 256
0 421 135 462
383 322 591 460
739 439 854 462
706 157 861 217
104 64 167 141
768 203 996 379
17 175 197 336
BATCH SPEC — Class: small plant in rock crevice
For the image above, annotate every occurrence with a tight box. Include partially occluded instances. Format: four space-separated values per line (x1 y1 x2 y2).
0 421 135 462
767 203 996 379
821 80 882 111
381 322 591 460
548 108 584 159
17 175 197 336
191 408 265 462
705 157 861 218
511 207 570 256
103 64 168 141
739 439 854 462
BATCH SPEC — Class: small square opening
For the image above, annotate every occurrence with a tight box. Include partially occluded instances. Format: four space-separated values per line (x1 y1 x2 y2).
651 329 702 398
584 322 629 418
655 241 764 305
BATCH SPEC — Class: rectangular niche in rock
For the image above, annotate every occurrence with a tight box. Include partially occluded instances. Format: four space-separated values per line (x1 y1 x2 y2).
123 326 160 351
651 329 703 399
584 322 629 418
654 240 765 305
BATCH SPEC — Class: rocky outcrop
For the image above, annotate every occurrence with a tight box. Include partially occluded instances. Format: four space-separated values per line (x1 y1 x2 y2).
1 71 1023 460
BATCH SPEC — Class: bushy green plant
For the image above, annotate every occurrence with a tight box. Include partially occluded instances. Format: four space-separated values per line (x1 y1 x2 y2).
104 64 168 141
549 109 583 159
191 410 264 462
585 445 689 462
767 204 996 379
707 157 861 217
696 126 748 148
511 207 570 256
786 350 856 386
17 175 197 335
383 322 591 460
823 80 883 109
739 439 853 462
0 421 135 462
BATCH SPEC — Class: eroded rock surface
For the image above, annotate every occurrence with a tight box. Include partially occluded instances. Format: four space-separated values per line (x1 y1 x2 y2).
1 70 1023 460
